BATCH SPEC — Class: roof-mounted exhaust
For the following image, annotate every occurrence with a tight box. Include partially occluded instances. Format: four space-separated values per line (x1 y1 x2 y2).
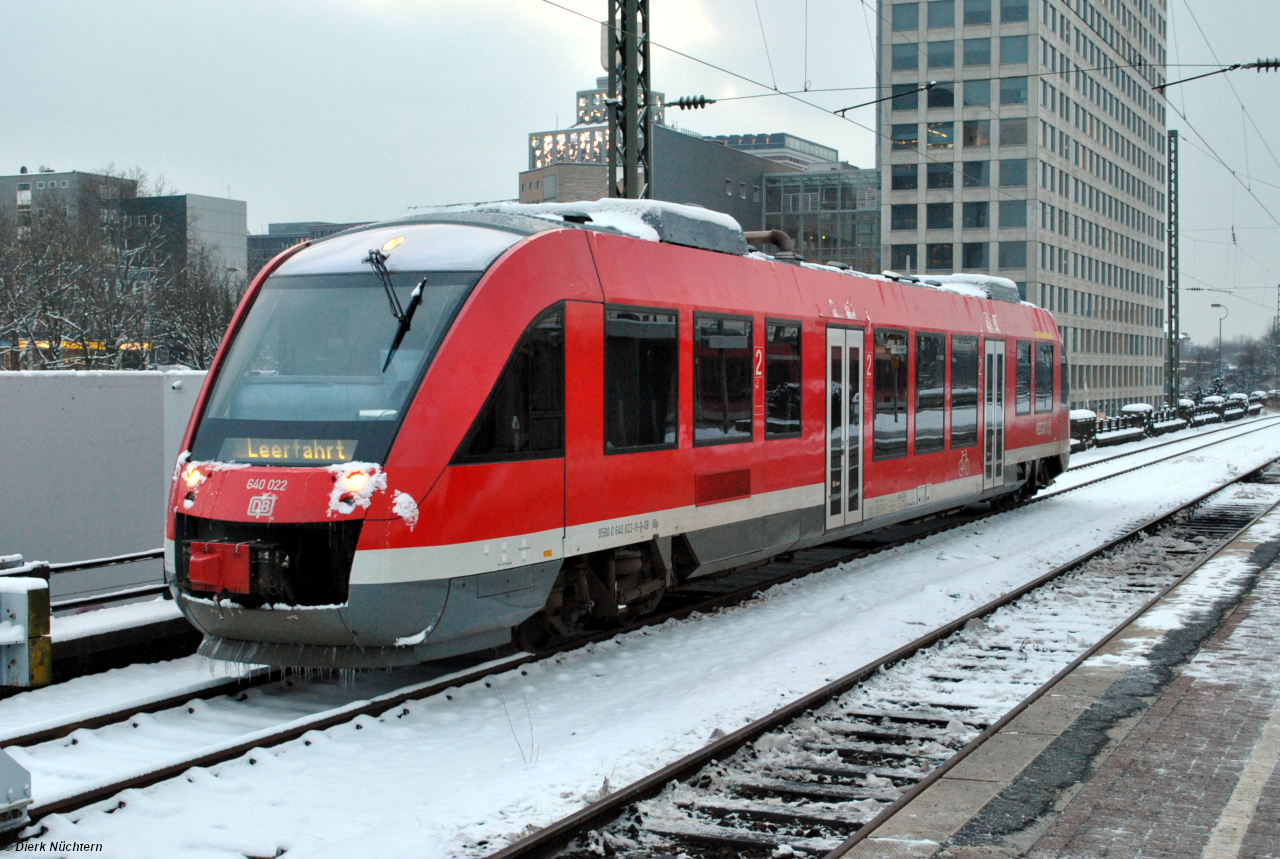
744 229 799 260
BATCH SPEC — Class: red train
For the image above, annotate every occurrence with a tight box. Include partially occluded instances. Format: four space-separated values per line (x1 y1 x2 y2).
166 202 1069 668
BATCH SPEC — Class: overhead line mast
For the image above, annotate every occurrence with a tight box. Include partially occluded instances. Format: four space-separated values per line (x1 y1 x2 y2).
606 0 652 199
1167 129 1179 406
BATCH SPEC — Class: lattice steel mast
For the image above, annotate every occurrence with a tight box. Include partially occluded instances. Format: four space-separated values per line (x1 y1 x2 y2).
1166 129 1179 404
606 0 652 199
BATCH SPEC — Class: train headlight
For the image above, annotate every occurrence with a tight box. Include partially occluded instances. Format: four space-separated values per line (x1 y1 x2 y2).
183 464 203 488
381 236 405 254
340 470 369 494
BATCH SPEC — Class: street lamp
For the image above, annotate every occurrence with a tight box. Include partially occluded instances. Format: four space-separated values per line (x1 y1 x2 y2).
1212 303 1229 378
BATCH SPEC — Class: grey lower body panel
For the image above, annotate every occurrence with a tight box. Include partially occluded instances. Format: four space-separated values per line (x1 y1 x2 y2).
180 559 560 669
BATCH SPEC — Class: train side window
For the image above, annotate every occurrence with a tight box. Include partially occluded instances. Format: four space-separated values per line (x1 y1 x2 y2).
1035 342 1054 412
605 308 679 452
694 315 753 444
1015 340 1032 415
950 335 979 448
873 328 909 460
765 320 802 438
456 305 564 462
915 332 946 454
1060 346 1069 408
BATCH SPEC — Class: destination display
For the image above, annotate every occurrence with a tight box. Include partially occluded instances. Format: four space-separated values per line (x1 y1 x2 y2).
217 437 359 464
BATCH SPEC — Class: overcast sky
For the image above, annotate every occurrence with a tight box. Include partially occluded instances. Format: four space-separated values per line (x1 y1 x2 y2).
2 0 1276 343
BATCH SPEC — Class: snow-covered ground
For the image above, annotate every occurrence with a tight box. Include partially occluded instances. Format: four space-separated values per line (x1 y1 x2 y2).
1066 412 1278 470
20 424 1280 859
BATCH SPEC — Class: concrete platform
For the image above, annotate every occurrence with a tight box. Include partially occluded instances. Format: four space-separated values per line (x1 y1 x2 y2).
845 501 1280 858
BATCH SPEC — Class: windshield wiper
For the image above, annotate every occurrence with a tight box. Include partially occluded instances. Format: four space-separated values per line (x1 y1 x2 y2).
363 247 425 372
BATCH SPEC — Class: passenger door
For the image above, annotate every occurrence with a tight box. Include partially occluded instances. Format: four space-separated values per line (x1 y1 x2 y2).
825 327 865 531
983 338 1006 490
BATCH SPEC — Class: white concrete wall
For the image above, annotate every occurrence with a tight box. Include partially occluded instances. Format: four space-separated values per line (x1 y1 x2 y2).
0 370 206 598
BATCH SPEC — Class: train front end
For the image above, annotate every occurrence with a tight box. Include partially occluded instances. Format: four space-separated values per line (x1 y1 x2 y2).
165 220 527 668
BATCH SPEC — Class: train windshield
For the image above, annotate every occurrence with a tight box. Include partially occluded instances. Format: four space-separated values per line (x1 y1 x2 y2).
191 270 478 465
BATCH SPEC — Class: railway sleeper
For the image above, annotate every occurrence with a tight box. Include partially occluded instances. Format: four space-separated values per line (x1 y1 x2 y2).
813 724 955 745
831 709 991 730
729 776 903 804
643 822 839 856
691 801 860 836
786 762 929 785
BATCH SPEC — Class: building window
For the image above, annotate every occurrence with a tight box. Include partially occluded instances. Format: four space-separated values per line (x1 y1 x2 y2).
1015 340 1032 415
927 82 955 109
891 244 918 270
753 185 760 202
951 335 979 448
1000 75 1029 104
892 3 919 29
765 321 802 437
605 308 678 452
891 204 919 230
1000 0 1029 22
459 306 565 461
891 164 919 190
928 40 955 68
926 203 953 230
998 200 1027 227
999 117 1028 146
892 124 920 150
1035 343 1054 412
694 315 753 445
926 162 955 189
926 242 954 270
928 0 955 28
1000 34 1029 64
892 83 920 111
962 160 989 188
964 0 992 24
962 201 989 228
963 79 990 106
998 241 1027 268
962 241 989 269
892 43 919 70
927 121 955 148
963 37 991 65
915 332 946 454
999 158 1027 186
739 182 747 199
725 179 732 196
874 329 910 460
963 119 991 147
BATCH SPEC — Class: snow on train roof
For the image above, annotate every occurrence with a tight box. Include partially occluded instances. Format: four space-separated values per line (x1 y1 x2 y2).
408 199 749 255
274 223 523 275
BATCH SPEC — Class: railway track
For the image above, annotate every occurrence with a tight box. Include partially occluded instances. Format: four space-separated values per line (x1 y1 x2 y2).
486 467 1280 859
1063 411 1280 474
5 422 1280 841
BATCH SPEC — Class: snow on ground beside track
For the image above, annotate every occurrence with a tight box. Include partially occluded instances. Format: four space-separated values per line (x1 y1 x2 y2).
1047 417 1280 495
1066 413 1279 469
26 425 1280 859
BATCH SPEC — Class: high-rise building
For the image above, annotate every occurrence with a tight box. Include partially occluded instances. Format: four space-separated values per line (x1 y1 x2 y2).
877 0 1170 413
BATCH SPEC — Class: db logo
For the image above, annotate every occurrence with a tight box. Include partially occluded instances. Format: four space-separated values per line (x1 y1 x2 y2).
247 493 277 518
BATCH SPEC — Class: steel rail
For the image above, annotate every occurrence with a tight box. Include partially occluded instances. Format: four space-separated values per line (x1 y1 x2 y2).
10 425 1280 835
483 463 1279 859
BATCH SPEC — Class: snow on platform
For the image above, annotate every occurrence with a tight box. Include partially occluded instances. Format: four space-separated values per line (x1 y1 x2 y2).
52 598 184 643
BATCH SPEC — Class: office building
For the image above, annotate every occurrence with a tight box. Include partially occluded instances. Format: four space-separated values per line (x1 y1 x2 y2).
877 0 1170 412
126 194 248 275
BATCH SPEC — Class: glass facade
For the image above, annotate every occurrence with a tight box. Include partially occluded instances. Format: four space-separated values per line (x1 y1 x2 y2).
764 169 881 272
